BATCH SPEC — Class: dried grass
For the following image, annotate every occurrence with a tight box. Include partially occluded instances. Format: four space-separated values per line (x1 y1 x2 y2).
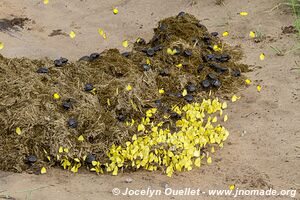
0 13 249 173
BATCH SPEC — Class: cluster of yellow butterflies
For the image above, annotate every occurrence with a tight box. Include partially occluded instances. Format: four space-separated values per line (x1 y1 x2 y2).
39 98 231 176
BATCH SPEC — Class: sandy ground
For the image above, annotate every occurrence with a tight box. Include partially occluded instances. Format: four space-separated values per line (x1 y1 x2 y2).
0 0 300 199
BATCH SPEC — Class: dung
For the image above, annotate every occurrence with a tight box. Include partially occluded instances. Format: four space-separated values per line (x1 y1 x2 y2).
0 13 249 172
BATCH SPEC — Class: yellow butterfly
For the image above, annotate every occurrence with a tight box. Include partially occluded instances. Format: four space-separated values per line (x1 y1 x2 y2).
249 31 256 38
78 135 84 141
113 8 119 15
0 42 4 50
53 93 60 99
231 95 240 102
245 79 252 85
182 89 187 97
122 40 128 48
213 45 222 52
207 157 212 164
41 167 47 174
167 48 177 55
257 85 262 92
239 12 248 16
222 31 229 37
69 31 76 39
260 53 265 61
126 85 132 91
15 127 22 135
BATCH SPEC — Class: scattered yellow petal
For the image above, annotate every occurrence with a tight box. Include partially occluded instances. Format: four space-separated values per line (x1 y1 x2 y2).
69 31 76 39
47 156 51 161
0 42 4 50
229 184 235 190
257 85 261 92
102 32 107 39
159 88 165 94
239 12 248 16
249 31 256 38
207 157 212 164
41 167 47 174
74 158 80 162
15 127 22 135
126 84 132 91
224 114 228 122
113 7 119 15
53 93 60 100
78 135 84 142
59 146 63 153
245 79 252 85
43 0 49 5
122 40 128 48
260 53 265 61
182 89 187 97
64 148 69 153
107 98 111 106
222 31 229 37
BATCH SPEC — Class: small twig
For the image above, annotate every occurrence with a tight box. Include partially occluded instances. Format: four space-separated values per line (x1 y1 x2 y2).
193 39 199 47
241 112 255 118
15 185 50 194
270 45 285 56
267 2 300 13
0 194 16 200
